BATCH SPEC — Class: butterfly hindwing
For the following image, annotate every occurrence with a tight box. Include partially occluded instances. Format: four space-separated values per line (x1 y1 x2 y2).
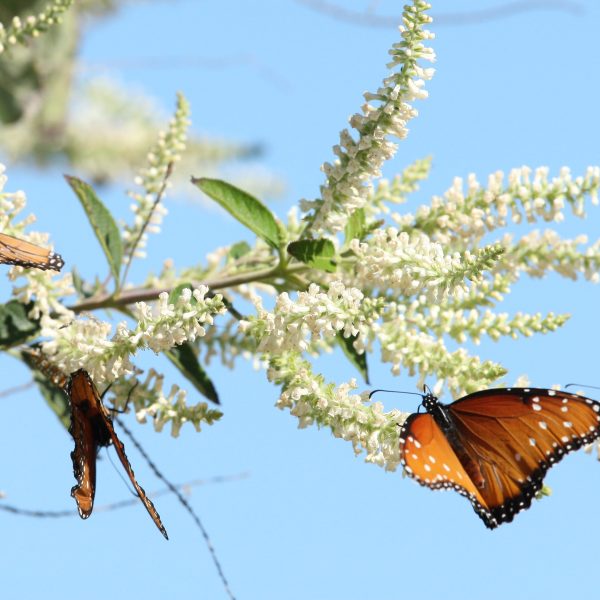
399 412 495 526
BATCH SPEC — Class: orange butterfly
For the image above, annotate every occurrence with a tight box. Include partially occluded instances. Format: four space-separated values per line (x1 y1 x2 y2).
398 387 600 528
67 369 168 539
0 232 64 271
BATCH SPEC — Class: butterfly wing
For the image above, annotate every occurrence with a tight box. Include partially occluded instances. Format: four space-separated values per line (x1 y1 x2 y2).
101 410 169 540
67 370 168 539
448 387 600 526
399 413 498 527
68 370 102 518
0 232 64 271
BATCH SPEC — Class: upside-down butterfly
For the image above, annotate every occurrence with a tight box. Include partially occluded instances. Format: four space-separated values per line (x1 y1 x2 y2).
0 232 64 271
67 369 168 539
396 387 600 528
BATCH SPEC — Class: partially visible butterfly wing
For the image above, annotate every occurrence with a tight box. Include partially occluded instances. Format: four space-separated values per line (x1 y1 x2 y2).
22 345 69 391
399 413 498 528
448 388 600 526
67 370 103 518
0 232 64 271
101 411 169 540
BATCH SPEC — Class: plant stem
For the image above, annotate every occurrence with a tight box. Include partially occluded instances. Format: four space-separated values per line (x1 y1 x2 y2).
69 263 307 313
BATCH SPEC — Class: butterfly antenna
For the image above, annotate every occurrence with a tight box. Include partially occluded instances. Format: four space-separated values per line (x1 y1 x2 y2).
368 388 425 401
114 416 237 600
565 383 600 392
105 447 138 497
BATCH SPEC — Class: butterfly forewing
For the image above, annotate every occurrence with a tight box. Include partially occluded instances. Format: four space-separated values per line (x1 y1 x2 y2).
67 370 168 539
0 232 64 271
447 388 600 525
107 420 169 540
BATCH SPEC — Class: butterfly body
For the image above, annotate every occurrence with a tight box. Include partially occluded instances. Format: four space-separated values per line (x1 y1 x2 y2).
67 369 168 539
399 387 600 529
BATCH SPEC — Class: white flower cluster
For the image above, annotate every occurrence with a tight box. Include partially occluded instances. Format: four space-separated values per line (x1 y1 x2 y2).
375 306 506 396
349 227 503 301
370 156 432 212
502 229 600 283
240 281 382 354
122 93 190 264
302 0 435 235
110 369 222 437
394 165 600 246
404 301 568 345
0 0 74 54
269 353 406 470
42 287 225 385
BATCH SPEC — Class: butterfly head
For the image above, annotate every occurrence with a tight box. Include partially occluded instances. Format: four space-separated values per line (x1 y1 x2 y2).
420 384 439 413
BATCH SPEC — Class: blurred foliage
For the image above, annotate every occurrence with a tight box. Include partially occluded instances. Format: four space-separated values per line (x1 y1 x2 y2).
0 0 281 195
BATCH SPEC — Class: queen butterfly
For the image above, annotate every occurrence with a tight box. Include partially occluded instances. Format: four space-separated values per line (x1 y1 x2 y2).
67 369 168 539
396 387 600 528
0 232 64 271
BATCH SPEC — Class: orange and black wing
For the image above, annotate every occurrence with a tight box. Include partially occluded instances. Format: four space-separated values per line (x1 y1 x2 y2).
67 370 168 539
0 232 64 271
399 413 495 527
67 370 104 518
447 387 600 527
100 408 169 540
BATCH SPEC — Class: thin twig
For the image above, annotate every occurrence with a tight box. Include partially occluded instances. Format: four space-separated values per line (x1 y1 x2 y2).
0 472 249 519
121 161 174 288
115 416 237 600
295 0 583 27
0 380 35 398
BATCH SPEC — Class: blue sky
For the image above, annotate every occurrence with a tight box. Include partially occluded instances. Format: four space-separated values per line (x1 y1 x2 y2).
2 1 600 599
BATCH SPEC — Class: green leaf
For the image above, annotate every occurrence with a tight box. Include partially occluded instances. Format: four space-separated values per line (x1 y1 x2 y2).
165 343 220 405
228 241 251 261
65 175 123 283
337 333 369 384
192 177 279 249
168 282 196 305
287 239 337 272
0 301 39 347
344 208 367 245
